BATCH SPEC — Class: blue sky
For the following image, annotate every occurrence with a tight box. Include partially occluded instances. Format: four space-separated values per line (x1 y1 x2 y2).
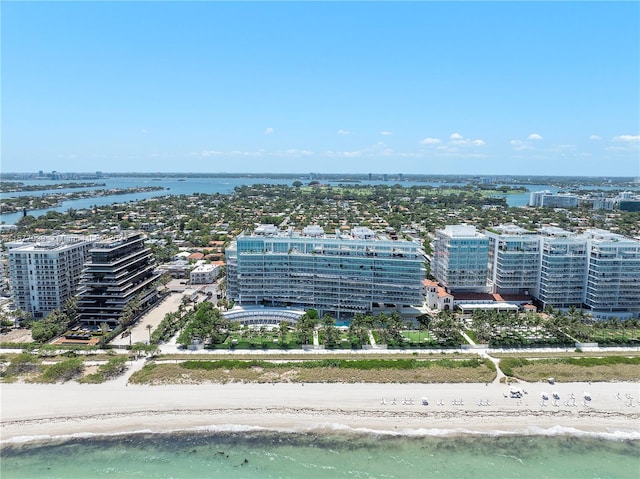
2 1 639 176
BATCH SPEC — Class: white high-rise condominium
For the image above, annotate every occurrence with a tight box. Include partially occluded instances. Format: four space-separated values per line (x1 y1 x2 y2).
583 229 640 318
6 236 97 318
485 225 540 295
433 224 640 318
529 190 579 208
225 225 425 318
432 225 489 293
536 227 588 310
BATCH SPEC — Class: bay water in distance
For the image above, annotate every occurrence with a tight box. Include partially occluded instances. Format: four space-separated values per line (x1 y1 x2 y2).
2 428 639 479
0 176 571 225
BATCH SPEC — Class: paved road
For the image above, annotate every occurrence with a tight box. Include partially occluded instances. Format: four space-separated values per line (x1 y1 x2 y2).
111 293 185 346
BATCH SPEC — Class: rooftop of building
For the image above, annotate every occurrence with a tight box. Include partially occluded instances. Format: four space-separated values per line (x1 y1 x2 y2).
191 263 217 272
91 232 145 251
582 228 629 242
452 292 496 302
538 226 575 237
496 293 532 302
241 224 412 243
437 289 453 298
486 224 532 235
7 234 99 252
457 302 520 311
439 225 485 238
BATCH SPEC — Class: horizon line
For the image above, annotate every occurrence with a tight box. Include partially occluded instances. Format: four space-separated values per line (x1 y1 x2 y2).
2 172 639 180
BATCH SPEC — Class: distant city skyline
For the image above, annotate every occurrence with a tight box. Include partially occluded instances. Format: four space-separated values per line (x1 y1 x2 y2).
2 1 639 176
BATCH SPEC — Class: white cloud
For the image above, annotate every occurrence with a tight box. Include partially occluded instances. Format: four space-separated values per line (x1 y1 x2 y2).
510 140 533 151
589 135 602 141
527 133 543 140
273 149 314 157
229 149 264 157
264 127 274 135
605 145 633 152
549 144 576 152
380 131 392 136
420 137 442 145
325 142 394 158
447 133 486 147
338 129 350 135
200 150 223 157
613 134 640 142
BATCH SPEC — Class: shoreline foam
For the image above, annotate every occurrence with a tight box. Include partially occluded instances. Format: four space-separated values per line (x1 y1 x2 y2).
2 421 639 447
2 380 639 445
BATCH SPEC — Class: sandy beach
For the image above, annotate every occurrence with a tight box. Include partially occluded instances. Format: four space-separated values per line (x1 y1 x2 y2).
2 373 639 442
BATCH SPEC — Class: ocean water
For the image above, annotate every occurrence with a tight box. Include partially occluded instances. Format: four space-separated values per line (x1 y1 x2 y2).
2 428 639 479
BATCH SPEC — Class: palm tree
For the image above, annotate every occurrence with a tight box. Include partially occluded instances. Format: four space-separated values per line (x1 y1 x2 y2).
146 324 153 343
321 314 338 348
278 321 288 347
387 311 405 344
416 314 432 344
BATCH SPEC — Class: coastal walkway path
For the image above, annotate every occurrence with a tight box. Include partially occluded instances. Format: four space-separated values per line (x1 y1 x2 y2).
460 330 506 383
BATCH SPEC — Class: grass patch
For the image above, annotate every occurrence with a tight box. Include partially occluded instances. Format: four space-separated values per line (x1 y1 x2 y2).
1 353 41 381
499 356 640 382
38 358 84 383
181 358 489 371
79 356 129 383
129 358 496 384
157 352 463 361
0 342 38 349
464 329 478 343
491 351 640 359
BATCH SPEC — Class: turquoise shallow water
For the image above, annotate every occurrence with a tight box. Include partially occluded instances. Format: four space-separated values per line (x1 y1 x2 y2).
2 430 639 479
